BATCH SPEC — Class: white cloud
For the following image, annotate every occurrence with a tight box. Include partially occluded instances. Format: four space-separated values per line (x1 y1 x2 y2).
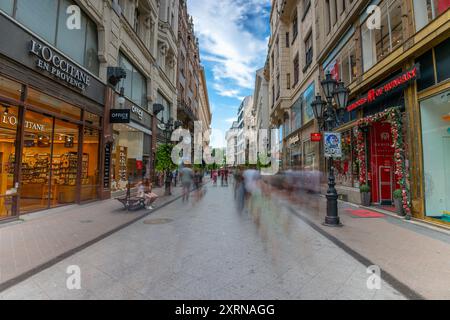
188 0 270 90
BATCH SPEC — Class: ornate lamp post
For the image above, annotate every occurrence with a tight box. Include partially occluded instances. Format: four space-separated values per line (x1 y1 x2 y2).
311 72 349 227
153 104 182 195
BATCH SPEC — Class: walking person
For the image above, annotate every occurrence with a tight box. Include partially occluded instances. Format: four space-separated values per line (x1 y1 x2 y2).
180 165 194 202
212 169 218 186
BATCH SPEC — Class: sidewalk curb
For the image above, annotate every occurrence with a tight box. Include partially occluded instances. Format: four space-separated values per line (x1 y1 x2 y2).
0 184 207 294
286 204 425 300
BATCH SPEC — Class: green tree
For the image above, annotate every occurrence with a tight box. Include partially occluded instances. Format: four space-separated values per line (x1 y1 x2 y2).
155 144 177 173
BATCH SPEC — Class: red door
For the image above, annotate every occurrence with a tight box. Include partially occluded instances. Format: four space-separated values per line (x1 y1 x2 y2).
368 122 395 204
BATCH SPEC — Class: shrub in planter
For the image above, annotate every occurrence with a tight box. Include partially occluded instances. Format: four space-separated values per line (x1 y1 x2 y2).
360 184 371 206
393 189 405 216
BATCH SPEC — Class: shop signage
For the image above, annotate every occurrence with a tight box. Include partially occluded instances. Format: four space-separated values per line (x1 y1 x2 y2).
136 160 143 170
324 132 342 158
1 114 45 131
131 105 144 120
347 65 419 112
104 144 111 189
110 109 130 123
311 133 322 142
29 40 91 91
288 135 300 146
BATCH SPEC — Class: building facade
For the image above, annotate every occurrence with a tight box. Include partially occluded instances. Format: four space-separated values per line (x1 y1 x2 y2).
268 0 321 172
314 0 450 225
0 0 183 221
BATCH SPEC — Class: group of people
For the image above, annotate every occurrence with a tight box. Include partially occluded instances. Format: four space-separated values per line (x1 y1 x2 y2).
211 168 229 186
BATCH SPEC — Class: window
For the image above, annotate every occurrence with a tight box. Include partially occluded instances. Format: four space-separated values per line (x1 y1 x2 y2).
416 38 450 91
302 82 315 124
286 32 290 48
303 0 311 17
291 96 302 131
304 32 313 69
156 92 170 122
180 53 185 76
133 8 140 33
0 0 14 15
272 85 275 106
292 11 298 42
413 0 450 31
293 54 299 86
333 0 338 24
276 74 280 99
287 73 291 89
361 0 404 72
119 53 147 107
11 0 99 75
326 0 331 33
325 35 357 86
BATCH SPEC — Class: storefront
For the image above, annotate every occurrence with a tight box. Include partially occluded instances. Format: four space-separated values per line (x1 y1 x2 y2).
0 12 105 220
110 95 152 193
414 37 450 224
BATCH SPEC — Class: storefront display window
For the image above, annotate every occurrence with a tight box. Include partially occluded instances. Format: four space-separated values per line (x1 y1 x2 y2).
303 140 316 170
26 89 81 120
361 0 403 72
414 0 450 31
0 76 23 101
0 105 18 219
85 112 101 126
334 129 359 187
324 36 357 87
421 90 450 221
291 96 302 132
81 127 99 201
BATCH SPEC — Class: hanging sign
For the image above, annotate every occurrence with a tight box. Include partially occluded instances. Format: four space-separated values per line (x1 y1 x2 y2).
347 64 420 112
311 133 322 142
324 132 342 158
110 109 130 123
104 144 111 189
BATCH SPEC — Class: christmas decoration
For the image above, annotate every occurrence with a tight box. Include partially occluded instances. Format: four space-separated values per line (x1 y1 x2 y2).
355 107 411 215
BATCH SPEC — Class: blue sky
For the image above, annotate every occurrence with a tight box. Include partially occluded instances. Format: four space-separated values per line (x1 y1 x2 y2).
187 0 271 148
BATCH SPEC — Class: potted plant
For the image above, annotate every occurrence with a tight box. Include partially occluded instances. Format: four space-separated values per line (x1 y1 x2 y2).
360 184 371 206
393 189 404 216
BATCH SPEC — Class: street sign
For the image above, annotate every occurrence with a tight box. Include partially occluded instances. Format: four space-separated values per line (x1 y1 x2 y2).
110 109 130 123
311 133 322 142
324 132 342 158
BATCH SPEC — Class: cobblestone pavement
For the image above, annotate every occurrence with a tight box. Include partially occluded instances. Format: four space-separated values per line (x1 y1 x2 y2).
0 183 405 300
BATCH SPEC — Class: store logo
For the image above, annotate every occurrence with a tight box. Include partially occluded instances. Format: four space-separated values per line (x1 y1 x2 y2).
381 132 390 141
66 5 81 30
366 5 381 30
66 265 81 290
366 265 382 290
131 105 144 120
29 39 91 91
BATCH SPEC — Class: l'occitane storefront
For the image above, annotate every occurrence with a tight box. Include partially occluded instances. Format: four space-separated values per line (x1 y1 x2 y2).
0 76 103 220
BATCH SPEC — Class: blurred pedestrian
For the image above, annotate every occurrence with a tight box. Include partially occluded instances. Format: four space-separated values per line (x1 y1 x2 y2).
180 165 193 202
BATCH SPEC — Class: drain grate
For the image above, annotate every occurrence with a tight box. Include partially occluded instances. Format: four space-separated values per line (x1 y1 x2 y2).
143 218 173 225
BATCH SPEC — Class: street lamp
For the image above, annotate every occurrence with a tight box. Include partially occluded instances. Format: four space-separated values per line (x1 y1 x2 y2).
153 104 182 195
311 72 349 227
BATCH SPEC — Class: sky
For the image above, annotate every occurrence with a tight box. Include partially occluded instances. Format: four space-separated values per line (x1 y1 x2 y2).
187 0 272 148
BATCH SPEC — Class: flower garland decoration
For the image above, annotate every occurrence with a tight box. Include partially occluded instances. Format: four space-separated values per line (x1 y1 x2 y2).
355 107 411 215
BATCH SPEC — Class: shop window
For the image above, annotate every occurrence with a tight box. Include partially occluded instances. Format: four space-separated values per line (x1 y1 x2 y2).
81 127 99 201
119 53 148 108
333 129 358 187
420 90 450 220
13 0 99 75
361 0 404 72
435 38 450 83
413 0 450 31
0 76 22 101
26 89 81 120
325 35 357 87
303 140 316 170
20 111 55 213
0 0 14 15
85 112 101 127
0 105 18 219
